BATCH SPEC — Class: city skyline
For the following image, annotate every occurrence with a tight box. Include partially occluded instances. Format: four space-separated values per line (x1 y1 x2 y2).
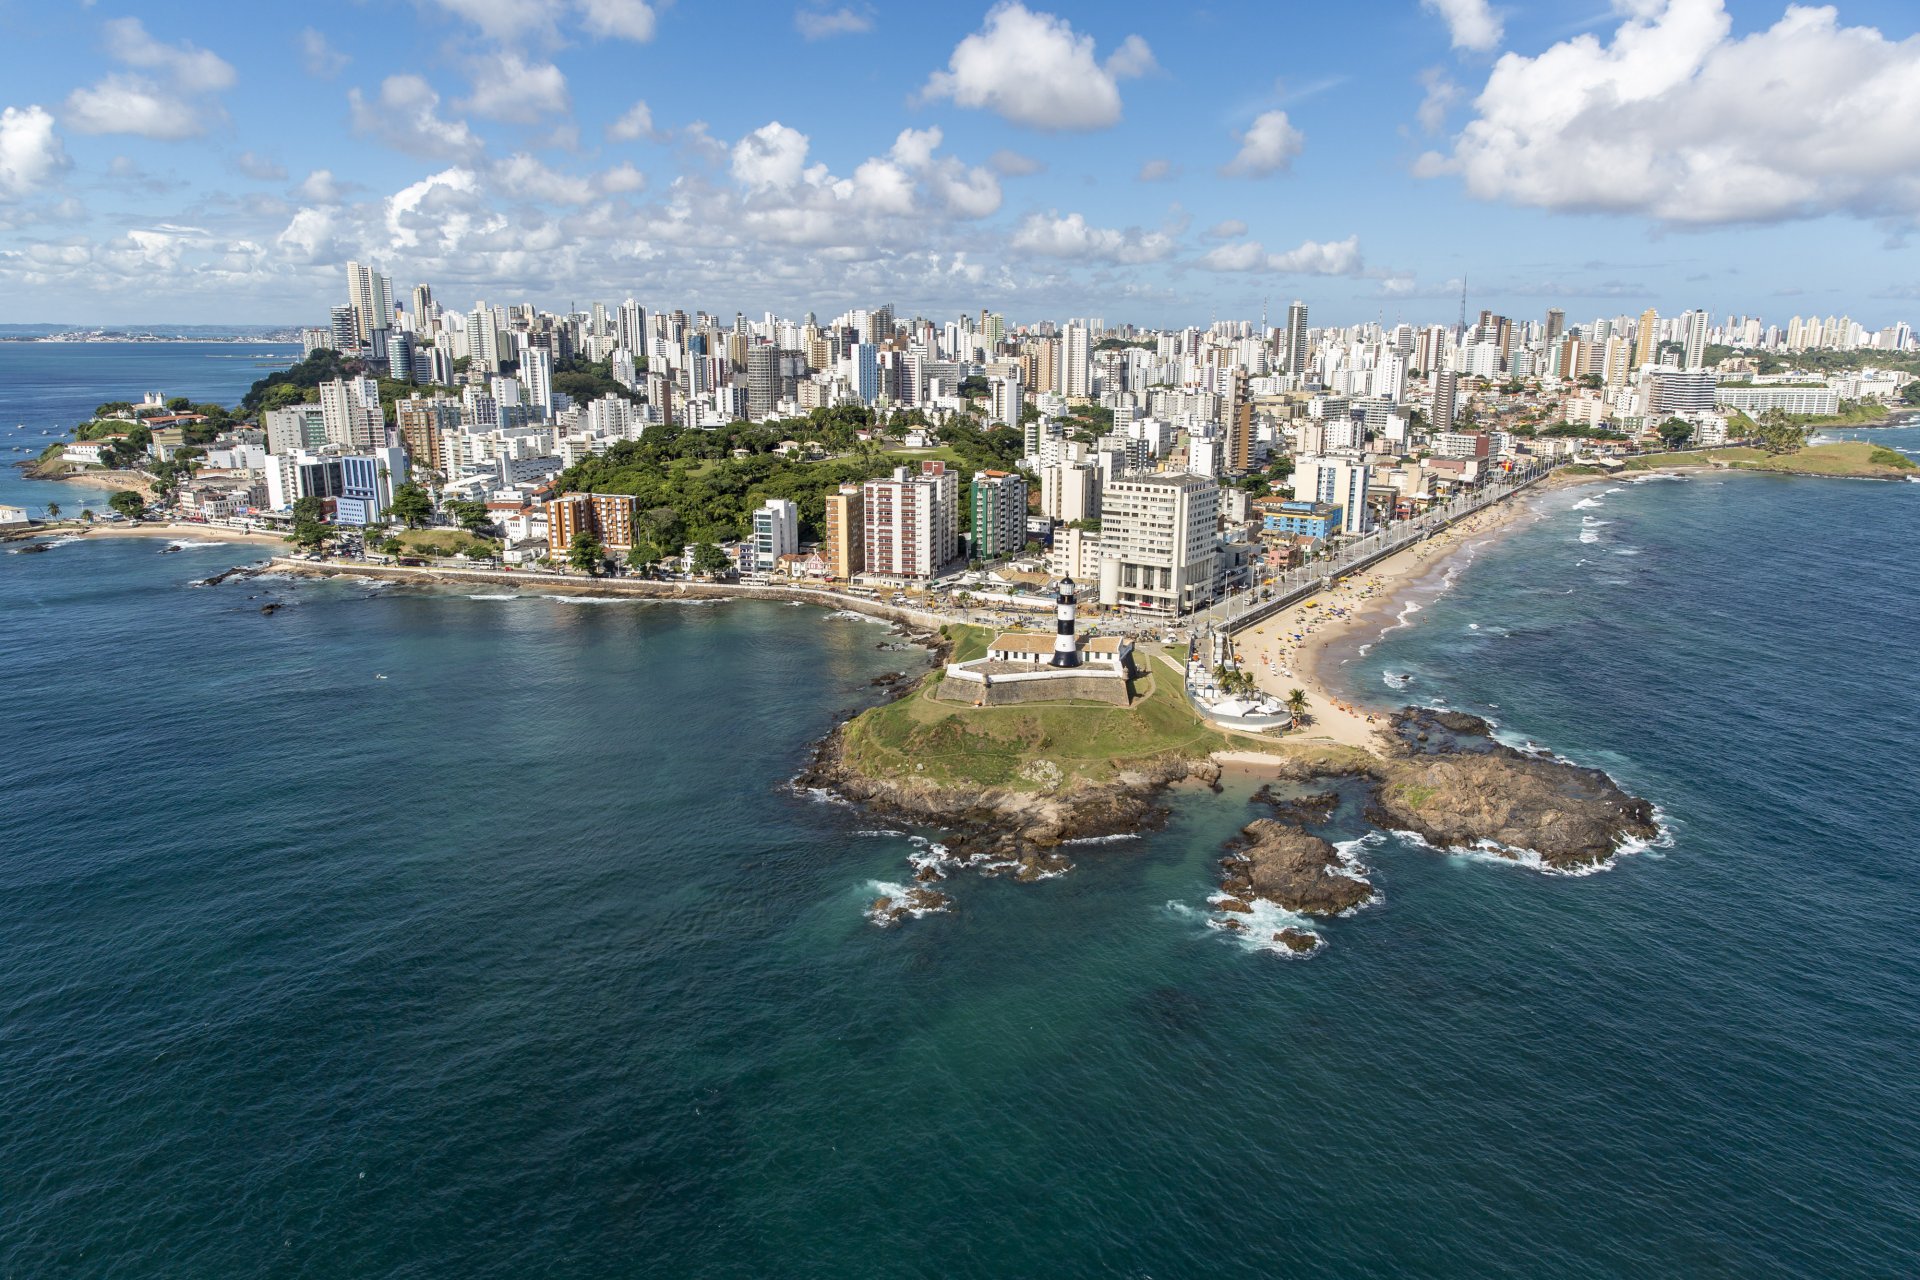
1 0 1918 325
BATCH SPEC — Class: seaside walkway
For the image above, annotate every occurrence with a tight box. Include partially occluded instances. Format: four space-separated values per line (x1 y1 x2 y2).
1211 460 1561 639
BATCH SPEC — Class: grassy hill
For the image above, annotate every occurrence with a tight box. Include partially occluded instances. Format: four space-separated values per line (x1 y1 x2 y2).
1624 442 1915 478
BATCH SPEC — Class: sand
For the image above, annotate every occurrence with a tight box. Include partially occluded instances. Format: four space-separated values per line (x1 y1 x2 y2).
1229 496 1543 754
43 521 290 548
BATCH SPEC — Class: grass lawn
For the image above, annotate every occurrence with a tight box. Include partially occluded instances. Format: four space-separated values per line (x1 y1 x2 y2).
838 633 1308 791
394 528 499 554
882 446 972 470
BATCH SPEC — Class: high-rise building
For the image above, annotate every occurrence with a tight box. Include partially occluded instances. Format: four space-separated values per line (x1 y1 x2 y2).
522 347 553 419
861 461 958 580
395 395 460 476
1633 308 1660 369
1041 462 1100 524
823 483 864 581
1096 473 1220 615
319 376 383 449
346 261 394 347
549 492 637 553
751 498 799 575
1292 457 1373 536
1431 369 1459 437
1226 366 1255 474
968 470 1027 561
1063 323 1092 398
1545 309 1566 344
746 344 779 420
1682 310 1710 371
1284 300 1310 376
986 374 1023 429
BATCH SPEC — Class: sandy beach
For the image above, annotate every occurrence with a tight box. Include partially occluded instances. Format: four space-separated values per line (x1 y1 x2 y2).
10 520 290 548
1229 494 1546 753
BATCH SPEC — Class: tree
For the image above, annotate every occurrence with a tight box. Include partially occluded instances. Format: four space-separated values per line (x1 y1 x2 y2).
1285 688 1310 727
1753 408 1812 455
569 532 605 576
447 498 495 535
386 482 434 529
108 490 146 520
289 496 330 551
691 541 731 578
44 502 59 521
1656 418 1694 451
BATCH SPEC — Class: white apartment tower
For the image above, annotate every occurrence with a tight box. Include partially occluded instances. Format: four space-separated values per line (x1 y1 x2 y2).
1064 322 1092 399
861 461 959 580
1097 473 1220 615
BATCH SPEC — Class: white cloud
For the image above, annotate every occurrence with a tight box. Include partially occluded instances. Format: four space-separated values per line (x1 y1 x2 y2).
350 75 482 159
1421 0 1920 224
1206 219 1247 239
426 0 551 41
1137 158 1172 182
1011 211 1174 263
101 18 236 91
1416 67 1461 134
236 151 286 181
0 106 66 200
921 3 1152 131
796 6 873 39
608 100 656 142
577 0 660 42
1421 0 1503 52
1222 110 1303 178
63 76 206 139
494 154 596 205
599 162 646 193
988 149 1043 176
731 121 811 191
461 53 569 123
299 28 349 79
1200 235 1363 275
298 169 343 203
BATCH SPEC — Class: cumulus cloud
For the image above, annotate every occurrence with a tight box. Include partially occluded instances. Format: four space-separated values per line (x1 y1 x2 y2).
461 53 570 123
102 18 236 91
1421 0 1503 52
731 121 812 191
299 169 344 203
921 3 1153 131
300 28 349 79
1416 67 1461 134
796 6 873 39
350 75 482 159
1200 235 1363 275
0 106 67 199
1222 110 1303 177
64 76 207 139
607 100 657 142
1011 211 1174 263
577 0 660 42
1419 0 1920 224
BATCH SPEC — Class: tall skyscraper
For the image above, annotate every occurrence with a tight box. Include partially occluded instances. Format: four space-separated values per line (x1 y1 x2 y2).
1226 366 1255 474
1063 323 1091 398
746 344 779 420
1284 300 1310 376
968 470 1027 560
823 484 864 581
1545 309 1566 344
1432 369 1459 437
861 462 959 579
346 261 394 347
1682 310 1710 371
1634 308 1660 369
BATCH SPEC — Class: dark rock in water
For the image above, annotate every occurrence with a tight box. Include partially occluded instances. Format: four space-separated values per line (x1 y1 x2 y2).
868 886 953 927
912 864 945 884
1251 785 1341 825
1215 897 1253 915
1218 918 1247 933
1220 819 1372 916
1273 928 1319 954
260 602 282 616
16 542 50 553
1371 718 1660 869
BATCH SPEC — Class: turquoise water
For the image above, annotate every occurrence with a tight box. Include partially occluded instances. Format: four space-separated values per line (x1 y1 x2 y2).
0 341 298 514
4 381 1919 1273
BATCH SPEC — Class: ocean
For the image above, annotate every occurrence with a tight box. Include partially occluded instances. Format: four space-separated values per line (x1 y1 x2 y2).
3 353 1918 1276
0 341 300 513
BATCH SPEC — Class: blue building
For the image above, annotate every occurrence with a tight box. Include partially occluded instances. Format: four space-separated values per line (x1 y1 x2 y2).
1259 500 1342 540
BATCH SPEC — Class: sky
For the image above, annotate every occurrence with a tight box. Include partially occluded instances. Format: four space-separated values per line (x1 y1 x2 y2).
1 0 1918 329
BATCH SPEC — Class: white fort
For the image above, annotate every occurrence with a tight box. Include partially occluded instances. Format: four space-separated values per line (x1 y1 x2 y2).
938 577 1136 706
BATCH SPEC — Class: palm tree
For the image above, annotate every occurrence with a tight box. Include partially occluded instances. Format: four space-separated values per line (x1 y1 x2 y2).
45 502 60 521
1285 688 1310 728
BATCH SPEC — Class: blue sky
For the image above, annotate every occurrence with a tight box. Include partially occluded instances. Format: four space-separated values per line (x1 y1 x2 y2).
0 0 1917 328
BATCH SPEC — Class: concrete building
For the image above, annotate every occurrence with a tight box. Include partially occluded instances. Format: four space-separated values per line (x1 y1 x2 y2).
1293 457 1373 536
549 492 637 553
1041 462 1101 524
1097 473 1220 615
750 498 800 576
395 396 460 475
968 470 1027 561
861 460 959 580
823 483 863 581
1715 385 1840 417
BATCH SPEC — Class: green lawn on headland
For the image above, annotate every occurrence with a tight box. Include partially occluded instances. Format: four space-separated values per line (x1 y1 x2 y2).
843 626 1241 790
392 528 500 556
1625 443 1914 477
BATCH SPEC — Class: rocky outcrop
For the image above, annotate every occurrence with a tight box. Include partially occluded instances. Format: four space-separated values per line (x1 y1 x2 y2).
1251 785 1341 824
1218 819 1373 916
867 887 953 927
1370 711 1659 869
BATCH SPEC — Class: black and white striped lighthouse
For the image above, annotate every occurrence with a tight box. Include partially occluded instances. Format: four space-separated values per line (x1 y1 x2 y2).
1051 576 1081 668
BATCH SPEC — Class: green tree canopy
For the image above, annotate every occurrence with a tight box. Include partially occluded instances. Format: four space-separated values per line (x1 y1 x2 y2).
108 490 145 519
386 483 434 529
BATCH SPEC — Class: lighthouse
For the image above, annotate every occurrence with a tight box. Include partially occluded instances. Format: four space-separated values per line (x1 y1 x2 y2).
1051 576 1081 668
